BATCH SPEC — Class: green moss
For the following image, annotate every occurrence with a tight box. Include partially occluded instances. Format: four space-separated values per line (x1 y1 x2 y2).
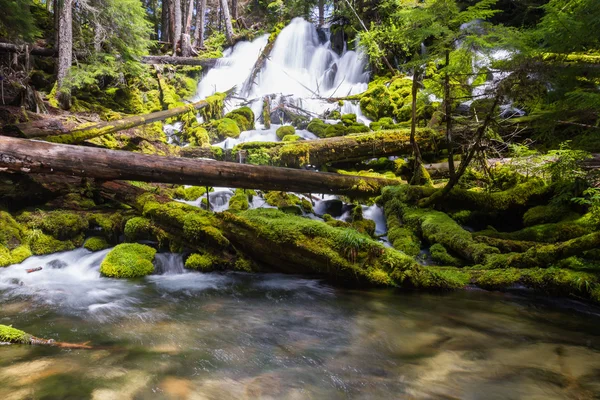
282 134 301 142
124 217 155 242
0 324 31 344
234 257 255 272
329 110 342 119
0 244 32 267
522 204 574 227
187 125 210 146
430 243 461 266
228 189 250 211
185 253 215 272
276 125 296 139
29 232 75 255
264 191 302 209
225 106 255 131
0 210 24 249
174 186 207 201
341 113 357 125
473 268 523 289
39 211 89 240
83 236 111 252
214 118 241 139
307 118 328 137
199 92 226 122
100 243 156 278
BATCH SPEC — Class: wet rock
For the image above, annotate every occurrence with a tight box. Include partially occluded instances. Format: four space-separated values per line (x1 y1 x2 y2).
315 199 344 217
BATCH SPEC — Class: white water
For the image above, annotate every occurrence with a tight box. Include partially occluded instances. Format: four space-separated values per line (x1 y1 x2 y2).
194 17 370 146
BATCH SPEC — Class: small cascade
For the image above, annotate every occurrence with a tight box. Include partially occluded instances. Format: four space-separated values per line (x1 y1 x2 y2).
154 253 186 275
362 205 387 236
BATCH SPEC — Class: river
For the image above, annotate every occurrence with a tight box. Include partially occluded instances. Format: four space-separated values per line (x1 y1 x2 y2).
1 249 600 399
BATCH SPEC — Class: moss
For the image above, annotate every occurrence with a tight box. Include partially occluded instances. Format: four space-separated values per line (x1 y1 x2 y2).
225 106 255 131
124 217 155 242
430 243 461 266
0 244 32 267
185 253 215 272
100 243 156 278
234 257 255 272
307 118 328 137
473 268 522 289
0 210 24 250
329 110 342 119
37 211 89 240
276 125 296 140
214 118 241 139
282 134 301 142
522 204 573 227
89 212 126 241
0 324 31 344
186 125 210 146
84 236 111 252
341 113 357 125
29 232 75 255
174 186 207 201
199 92 226 122
264 191 302 208
228 189 250 211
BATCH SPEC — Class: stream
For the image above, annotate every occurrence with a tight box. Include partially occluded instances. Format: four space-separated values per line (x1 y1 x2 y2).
2 249 600 398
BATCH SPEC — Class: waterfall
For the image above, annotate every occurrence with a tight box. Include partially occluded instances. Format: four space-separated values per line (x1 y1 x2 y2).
194 17 370 147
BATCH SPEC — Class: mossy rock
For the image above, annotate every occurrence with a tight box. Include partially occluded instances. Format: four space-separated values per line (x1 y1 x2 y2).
307 118 328 137
225 106 255 131
341 113 357 125
276 125 296 140
83 237 111 252
0 211 24 250
346 122 370 134
215 118 241 139
185 253 215 272
228 189 250 211
18 211 89 241
124 217 156 242
100 243 156 278
29 232 75 255
282 134 301 142
0 324 31 344
174 186 207 201
264 191 302 208
0 244 32 267
329 110 342 119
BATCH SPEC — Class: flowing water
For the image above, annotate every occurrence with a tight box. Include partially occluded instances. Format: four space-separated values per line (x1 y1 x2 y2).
2 249 600 399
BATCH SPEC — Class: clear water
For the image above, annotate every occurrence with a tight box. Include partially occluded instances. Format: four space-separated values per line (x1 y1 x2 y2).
2 249 600 399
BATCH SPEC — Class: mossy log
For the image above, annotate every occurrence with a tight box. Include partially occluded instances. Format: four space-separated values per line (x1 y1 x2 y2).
0 324 92 348
181 128 440 168
141 56 218 67
0 136 398 196
35 92 229 144
98 181 462 288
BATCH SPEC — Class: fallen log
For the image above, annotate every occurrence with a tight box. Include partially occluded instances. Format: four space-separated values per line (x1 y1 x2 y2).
0 136 398 196
0 43 85 58
141 56 218 67
29 92 229 144
181 128 440 168
4 118 69 138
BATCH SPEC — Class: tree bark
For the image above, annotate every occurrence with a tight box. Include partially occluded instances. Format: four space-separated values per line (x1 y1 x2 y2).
231 0 238 20
0 136 399 197
162 0 170 42
409 67 423 184
56 0 73 109
142 55 217 66
444 50 455 179
183 0 194 34
220 0 234 45
318 0 325 26
193 0 206 48
172 0 182 54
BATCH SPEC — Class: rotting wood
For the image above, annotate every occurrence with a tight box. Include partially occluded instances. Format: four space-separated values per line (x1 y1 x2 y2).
0 136 399 196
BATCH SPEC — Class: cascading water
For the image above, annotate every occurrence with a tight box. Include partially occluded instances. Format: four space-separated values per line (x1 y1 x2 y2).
195 17 371 151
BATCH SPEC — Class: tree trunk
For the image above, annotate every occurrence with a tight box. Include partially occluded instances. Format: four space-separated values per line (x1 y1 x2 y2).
220 0 234 45
142 55 217 66
193 0 206 48
444 49 455 180
56 0 73 109
162 0 170 42
172 0 182 55
0 136 399 197
231 0 238 20
409 67 423 184
318 0 325 26
179 34 195 57
180 128 437 168
183 0 194 34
